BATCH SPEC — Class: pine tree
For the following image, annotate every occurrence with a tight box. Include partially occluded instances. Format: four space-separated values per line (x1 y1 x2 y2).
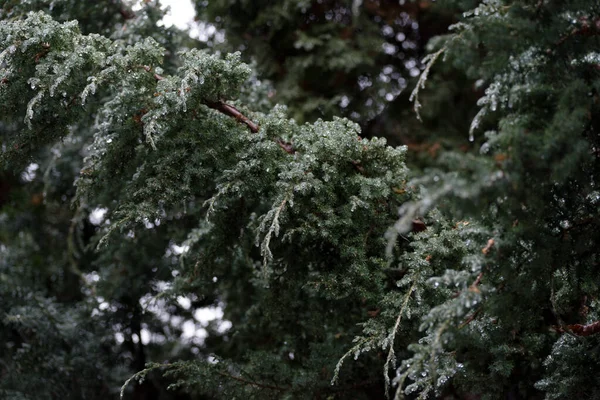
1 1 599 400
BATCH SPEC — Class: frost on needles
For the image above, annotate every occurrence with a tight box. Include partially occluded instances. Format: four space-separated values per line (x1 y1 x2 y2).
1 10 411 398
3 1 600 399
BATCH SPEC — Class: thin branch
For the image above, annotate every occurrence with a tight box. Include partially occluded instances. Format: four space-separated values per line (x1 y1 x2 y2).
384 277 418 398
34 42 50 63
139 66 261 134
206 100 260 133
472 272 483 287
566 321 600 337
459 307 481 329
276 138 295 154
409 47 445 121
139 65 164 81
482 238 495 255
350 160 365 174
554 16 600 48
457 273 484 328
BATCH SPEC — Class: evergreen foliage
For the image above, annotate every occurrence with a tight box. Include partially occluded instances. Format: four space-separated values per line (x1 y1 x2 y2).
1 1 600 399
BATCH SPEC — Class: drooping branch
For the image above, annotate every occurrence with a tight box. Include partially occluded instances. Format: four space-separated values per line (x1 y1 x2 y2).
459 307 482 329
566 321 600 337
554 16 600 47
34 42 50 63
140 65 165 83
141 65 261 134
472 272 483 287
481 238 495 255
205 100 260 133
276 138 295 154
458 272 483 329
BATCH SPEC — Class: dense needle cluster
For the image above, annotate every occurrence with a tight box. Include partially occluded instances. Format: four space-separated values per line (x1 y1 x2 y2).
1 1 600 399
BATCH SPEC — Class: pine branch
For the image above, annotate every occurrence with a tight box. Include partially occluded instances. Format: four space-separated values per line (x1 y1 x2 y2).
34 42 50 63
481 239 494 255
384 277 418 398
472 272 483 287
276 138 295 154
555 16 600 47
565 321 600 337
141 65 261 133
458 308 481 329
139 65 164 82
350 160 365 174
205 100 260 133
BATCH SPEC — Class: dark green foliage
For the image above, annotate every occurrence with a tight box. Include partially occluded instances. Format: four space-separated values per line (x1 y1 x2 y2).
2 1 600 399
195 0 425 125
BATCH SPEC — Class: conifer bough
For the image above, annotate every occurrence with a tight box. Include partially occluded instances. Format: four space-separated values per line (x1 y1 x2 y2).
2 1 600 400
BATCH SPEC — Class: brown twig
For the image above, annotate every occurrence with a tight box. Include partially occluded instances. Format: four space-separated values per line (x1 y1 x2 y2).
34 42 50 63
139 65 164 81
459 308 481 329
566 321 600 336
205 101 260 133
457 273 484 327
139 66 261 134
350 160 365 174
554 16 600 48
472 272 483 287
276 138 295 154
482 238 495 255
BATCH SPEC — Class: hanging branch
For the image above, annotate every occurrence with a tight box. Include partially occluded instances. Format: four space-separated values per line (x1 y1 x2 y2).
566 321 600 336
554 16 600 48
141 66 261 134
350 160 365 174
205 100 260 133
459 308 482 329
458 273 484 329
276 138 295 154
553 321 600 337
34 42 50 63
